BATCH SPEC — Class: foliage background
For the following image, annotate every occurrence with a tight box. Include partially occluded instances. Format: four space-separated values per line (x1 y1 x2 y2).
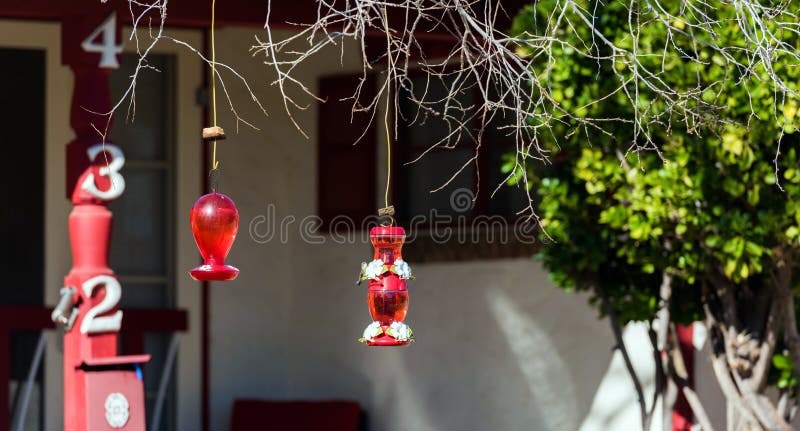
507 0 800 321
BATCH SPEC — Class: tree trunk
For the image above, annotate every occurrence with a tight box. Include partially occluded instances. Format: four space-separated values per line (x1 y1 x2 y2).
705 273 789 431
728 403 760 431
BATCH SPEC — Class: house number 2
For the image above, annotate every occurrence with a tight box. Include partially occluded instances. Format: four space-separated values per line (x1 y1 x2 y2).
80 275 123 334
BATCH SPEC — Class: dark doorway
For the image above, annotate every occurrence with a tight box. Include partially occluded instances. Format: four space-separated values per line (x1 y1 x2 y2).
0 47 46 430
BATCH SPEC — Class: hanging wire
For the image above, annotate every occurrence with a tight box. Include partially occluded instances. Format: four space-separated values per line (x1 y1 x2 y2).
382 5 394 226
210 0 220 172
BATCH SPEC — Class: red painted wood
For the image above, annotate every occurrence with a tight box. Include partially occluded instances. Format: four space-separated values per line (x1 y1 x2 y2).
123 309 189 332
84 366 146 430
61 6 120 199
673 324 695 431
60 11 148 430
65 68 114 199
0 305 185 431
0 307 55 329
84 355 151 367
121 309 188 357
230 400 361 431
63 203 121 431
0 1 530 31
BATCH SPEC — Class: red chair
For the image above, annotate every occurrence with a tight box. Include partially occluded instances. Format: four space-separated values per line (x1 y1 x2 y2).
230 399 362 431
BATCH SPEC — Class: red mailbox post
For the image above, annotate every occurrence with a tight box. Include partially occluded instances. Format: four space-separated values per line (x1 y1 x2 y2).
58 7 149 431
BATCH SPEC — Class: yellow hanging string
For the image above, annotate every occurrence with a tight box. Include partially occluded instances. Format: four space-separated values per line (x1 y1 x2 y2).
210 0 219 171
382 6 393 221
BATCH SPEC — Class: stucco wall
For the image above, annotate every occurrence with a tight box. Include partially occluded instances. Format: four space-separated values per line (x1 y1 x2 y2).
12 18 692 430
208 27 617 431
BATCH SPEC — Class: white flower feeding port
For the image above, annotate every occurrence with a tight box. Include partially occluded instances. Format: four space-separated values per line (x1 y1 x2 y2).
391 259 413 279
361 259 387 281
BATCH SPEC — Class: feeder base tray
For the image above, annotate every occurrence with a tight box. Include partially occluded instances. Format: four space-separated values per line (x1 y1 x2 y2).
365 334 410 347
189 264 239 281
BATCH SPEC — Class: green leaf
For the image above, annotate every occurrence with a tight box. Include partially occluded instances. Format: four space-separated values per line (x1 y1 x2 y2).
739 264 749 279
773 354 794 371
744 241 762 257
706 236 722 248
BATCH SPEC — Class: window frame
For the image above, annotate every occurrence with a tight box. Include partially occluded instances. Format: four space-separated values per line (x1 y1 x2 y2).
393 68 524 226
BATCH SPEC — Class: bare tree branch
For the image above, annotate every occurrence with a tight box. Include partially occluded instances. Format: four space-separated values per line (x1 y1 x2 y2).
598 285 650 430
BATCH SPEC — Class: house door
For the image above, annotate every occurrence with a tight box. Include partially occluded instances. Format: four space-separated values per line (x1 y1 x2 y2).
0 46 46 431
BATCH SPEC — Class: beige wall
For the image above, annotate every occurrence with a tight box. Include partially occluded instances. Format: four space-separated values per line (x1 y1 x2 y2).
207 27 617 431
0 18 706 431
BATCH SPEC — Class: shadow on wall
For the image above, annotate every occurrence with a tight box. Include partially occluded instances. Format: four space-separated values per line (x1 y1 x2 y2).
216 239 619 431
280 256 615 431
579 323 662 431
487 289 581 430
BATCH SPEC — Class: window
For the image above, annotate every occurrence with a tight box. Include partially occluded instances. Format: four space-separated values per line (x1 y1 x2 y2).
396 74 528 222
109 52 177 431
316 72 536 261
317 73 377 229
394 75 536 261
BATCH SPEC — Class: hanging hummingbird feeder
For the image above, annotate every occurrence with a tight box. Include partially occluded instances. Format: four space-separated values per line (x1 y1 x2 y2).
358 225 414 346
189 126 240 282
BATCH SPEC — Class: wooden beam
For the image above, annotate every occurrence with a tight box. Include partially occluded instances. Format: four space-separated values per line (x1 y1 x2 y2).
0 0 530 32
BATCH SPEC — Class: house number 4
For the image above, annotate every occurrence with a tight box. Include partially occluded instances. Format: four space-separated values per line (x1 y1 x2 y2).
81 13 123 69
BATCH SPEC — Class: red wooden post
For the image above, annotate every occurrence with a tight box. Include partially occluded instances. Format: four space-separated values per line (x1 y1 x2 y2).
60 8 148 431
672 324 695 431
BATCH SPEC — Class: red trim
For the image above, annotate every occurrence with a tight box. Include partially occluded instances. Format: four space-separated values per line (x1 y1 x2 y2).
0 306 55 329
0 1 529 31
370 226 406 237
83 355 151 367
119 307 188 358
673 324 695 431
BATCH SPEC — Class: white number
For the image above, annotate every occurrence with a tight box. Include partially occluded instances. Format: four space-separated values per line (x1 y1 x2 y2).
80 275 123 334
80 144 126 201
81 13 123 69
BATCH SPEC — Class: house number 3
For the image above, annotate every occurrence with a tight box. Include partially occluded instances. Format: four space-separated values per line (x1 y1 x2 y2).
80 144 126 201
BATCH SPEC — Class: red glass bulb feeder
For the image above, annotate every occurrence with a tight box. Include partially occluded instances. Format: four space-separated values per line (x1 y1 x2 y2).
359 226 414 346
189 192 240 281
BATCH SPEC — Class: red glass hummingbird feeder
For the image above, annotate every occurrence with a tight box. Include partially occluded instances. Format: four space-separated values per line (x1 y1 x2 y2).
189 126 240 281
189 192 239 281
358 226 414 346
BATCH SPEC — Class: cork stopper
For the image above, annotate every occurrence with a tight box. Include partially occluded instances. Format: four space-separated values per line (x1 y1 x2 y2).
202 126 226 141
378 206 395 217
